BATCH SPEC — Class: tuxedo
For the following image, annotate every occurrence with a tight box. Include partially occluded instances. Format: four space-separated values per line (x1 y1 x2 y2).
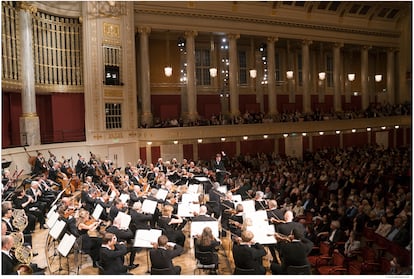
271 238 313 274
2 251 18 275
232 242 266 274
129 210 152 231
100 244 129 275
150 244 184 275
212 159 226 185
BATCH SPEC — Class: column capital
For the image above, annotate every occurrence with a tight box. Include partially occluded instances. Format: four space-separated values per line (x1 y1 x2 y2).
301 39 312 46
184 30 198 38
267 36 278 43
332 42 344 49
361 45 372 51
137 26 151 34
387 47 398 53
18 2 37 14
227 33 240 40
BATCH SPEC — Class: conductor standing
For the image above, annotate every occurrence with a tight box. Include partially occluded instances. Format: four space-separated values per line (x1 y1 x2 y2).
212 152 226 185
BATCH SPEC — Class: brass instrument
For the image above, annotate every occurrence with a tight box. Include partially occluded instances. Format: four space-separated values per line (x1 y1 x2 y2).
12 209 28 232
14 245 33 264
11 209 33 265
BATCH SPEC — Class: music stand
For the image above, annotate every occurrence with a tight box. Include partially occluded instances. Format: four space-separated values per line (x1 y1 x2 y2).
1 160 12 169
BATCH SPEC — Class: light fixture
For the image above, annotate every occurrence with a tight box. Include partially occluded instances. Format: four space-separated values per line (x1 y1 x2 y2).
381 126 386 130
286 40 293 80
347 48 355 81
375 74 382 82
302 132 307 136
335 130 341 134
395 125 399 129
283 133 288 138
318 42 326 80
221 137 226 142
263 134 268 139
197 139 203 143
243 136 248 140
366 127 371 131
249 69 257 79
351 129 356 133
319 131 324 135
348 73 356 81
173 140 178 144
209 68 217 77
353 92 359 96
147 141 152 145
164 31 172 77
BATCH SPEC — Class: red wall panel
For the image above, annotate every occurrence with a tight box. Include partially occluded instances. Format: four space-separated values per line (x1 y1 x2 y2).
388 129 394 148
277 95 290 113
396 128 404 147
183 144 193 161
343 132 368 148
140 147 147 163
2 93 12 147
151 146 161 165
278 138 285 155
197 142 236 161
2 92 23 147
303 136 310 152
239 94 257 113
313 134 340 151
407 128 411 145
197 95 220 118
240 139 274 155
151 95 181 121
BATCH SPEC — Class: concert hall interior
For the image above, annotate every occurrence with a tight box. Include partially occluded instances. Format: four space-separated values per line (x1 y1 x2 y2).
1 1 412 276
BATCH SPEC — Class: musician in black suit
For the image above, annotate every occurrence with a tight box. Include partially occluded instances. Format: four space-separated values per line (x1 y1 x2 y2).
2 235 19 275
270 228 313 274
272 210 305 237
129 202 152 231
208 182 224 218
212 152 226 185
157 205 186 247
99 232 130 275
220 191 235 236
192 205 216 222
232 230 267 275
75 156 88 182
150 235 184 275
229 204 244 237
32 152 47 176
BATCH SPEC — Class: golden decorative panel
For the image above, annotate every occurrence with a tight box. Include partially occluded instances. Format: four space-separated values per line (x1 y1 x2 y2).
104 89 123 98
103 23 120 39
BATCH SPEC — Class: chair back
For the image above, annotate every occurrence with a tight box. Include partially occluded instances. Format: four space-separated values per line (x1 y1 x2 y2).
287 264 311 275
195 250 215 265
151 267 175 275
332 251 345 266
234 267 256 275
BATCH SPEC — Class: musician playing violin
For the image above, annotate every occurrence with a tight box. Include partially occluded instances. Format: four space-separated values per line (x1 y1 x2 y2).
77 209 102 267
229 204 244 238
157 205 186 247
232 230 267 275
32 152 47 177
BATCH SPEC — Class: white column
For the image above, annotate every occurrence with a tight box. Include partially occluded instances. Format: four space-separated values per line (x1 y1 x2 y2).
138 26 153 126
228 34 240 116
185 31 198 122
387 48 395 105
361 46 370 110
267 37 278 115
302 39 312 113
18 3 40 146
333 42 343 112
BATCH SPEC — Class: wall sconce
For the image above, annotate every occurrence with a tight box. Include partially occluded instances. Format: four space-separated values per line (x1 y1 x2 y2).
318 72 326 81
375 74 382 82
209 67 217 77
348 73 356 81
249 69 257 78
286 70 294 79
197 139 203 143
164 66 172 77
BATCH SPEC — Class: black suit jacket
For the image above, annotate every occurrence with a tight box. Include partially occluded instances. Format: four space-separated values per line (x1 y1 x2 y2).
130 210 152 230
276 221 305 237
150 245 184 271
100 244 128 275
192 215 216 222
2 252 18 275
232 242 266 274
106 225 134 243
277 238 313 271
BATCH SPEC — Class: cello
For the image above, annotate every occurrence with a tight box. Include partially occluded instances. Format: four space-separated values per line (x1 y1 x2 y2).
23 146 36 170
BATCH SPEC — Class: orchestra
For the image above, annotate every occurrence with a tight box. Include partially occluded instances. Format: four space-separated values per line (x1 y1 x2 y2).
2 146 411 275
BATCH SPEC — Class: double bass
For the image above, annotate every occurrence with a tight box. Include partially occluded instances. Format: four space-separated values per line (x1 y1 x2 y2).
23 146 36 170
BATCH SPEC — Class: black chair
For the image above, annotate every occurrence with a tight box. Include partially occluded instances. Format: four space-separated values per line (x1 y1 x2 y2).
194 250 218 275
234 267 256 275
94 261 105 275
287 264 312 275
150 267 175 275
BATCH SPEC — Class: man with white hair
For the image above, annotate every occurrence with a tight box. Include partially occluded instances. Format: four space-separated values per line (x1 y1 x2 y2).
192 205 216 222
254 191 268 211
272 210 305 237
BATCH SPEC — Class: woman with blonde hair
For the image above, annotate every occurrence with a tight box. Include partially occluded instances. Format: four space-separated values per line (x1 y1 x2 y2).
76 209 102 267
157 205 186 246
195 227 220 272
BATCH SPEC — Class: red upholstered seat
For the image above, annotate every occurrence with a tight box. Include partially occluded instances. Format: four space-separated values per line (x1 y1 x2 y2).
308 241 330 267
317 251 347 275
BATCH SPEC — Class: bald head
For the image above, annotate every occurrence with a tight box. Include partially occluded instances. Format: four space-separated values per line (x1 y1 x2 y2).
284 210 294 222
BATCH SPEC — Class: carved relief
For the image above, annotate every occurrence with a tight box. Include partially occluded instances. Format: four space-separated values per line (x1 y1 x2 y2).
103 22 120 39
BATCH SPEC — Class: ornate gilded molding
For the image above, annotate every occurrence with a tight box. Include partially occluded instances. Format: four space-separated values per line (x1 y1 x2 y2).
103 22 120 39
18 2 37 14
302 39 313 46
137 26 151 34
227 33 240 40
21 112 38 118
184 30 198 38
267 37 278 43
104 88 123 98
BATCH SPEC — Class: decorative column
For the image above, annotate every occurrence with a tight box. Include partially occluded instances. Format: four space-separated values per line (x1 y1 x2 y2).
18 3 40 146
302 39 312 113
185 30 198 122
333 42 343 112
386 48 395 105
267 36 278 115
361 46 370 110
138 26 153 126
228 34 240 116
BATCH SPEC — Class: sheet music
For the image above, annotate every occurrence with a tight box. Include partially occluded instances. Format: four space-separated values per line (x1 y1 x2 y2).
134 229 162 248
119 193 130 204
50 190 66 208
232 194 242 203
217 186 227 194
57 233 76 257
46 210 60 229
141 199 157 214
49 219 66 240
194 176 209 182
116 211 131 230
181 193 199 204
109 190 117 201
156 188 169 201
190 221 219 239
177 203 200 217
247 224 276 244
46 205 57 219
236 199 255 215
188 184 200 194
243 209 268 223
92 204 104 220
